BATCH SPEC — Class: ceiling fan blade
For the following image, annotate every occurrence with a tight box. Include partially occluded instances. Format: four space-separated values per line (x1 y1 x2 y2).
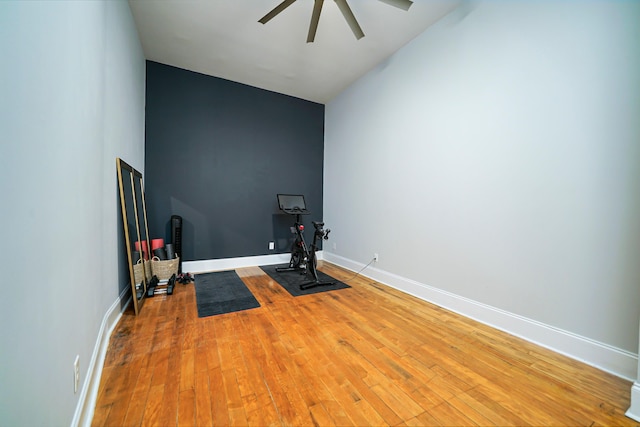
378 0 413 11
307 0 324 43
258 0 297 24
334 0 364 40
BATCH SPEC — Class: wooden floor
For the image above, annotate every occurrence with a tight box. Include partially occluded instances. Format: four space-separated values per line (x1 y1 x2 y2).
92 263 637 426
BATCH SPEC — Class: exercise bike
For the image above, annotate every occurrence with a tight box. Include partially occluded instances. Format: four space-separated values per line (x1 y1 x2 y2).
275 194 336 290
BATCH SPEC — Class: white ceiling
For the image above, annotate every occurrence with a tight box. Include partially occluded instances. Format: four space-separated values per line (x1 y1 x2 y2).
128 0 461 104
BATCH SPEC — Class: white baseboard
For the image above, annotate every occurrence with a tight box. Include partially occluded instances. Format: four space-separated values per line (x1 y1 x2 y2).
324 252 638 382
627 382 640 421
71 288 131 427
182 252 323 274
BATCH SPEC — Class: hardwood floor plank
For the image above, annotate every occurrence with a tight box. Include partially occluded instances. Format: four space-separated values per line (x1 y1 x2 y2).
101 358 144 427
149 347 170 387
428 401 479 426
177 388 195 427
90 403 111 427
93 365 121 407
280 317 386 426
235 314 283 425
208 367 230 426
448 391 508 426
235 309 308 425
306 402 333 427
288 295 405 425
463 386 529 426
154 342 181 427
179 347 195 392
122 366 153 426
139 384 165 427
472 380 560 425
369 383 426 420
453 389 518 426
221 363 247 422
92 263 636 427
413 409 446 426
194 374 213 426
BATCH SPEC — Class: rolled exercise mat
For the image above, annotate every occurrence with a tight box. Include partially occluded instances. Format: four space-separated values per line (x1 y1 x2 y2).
151 238 164 251
153 247 167 260
165 243 175 260
134 240 148 259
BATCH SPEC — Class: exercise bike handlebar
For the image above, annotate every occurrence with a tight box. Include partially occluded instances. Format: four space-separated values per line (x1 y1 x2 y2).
282 206 310 215
311 221 330 240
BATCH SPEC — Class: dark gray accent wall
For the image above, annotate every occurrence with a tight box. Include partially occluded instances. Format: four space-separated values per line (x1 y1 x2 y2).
145 61 325 261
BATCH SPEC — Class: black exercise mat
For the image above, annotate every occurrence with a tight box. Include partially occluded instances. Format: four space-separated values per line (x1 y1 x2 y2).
260 264 350 297
194 270 260 317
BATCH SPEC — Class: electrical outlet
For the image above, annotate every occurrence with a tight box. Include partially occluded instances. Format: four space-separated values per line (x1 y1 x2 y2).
269 241 275 250
73 355 80 394
374 253 379 262
332 242 336 251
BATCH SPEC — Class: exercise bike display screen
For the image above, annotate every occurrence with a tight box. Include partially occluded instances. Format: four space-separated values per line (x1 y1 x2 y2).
277 194 308 213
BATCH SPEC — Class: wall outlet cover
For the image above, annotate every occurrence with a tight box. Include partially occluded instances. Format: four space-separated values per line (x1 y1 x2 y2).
73 355 80 394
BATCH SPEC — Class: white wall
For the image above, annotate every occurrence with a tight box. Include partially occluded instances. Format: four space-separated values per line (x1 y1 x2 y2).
325 0 640 376
0 1 145 425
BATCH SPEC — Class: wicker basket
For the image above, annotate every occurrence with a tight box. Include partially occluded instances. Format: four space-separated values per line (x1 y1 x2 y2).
151 256 180 281
133 259 152 284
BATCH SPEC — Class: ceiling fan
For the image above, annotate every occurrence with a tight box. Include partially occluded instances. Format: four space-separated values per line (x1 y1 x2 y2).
258 0 414 43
